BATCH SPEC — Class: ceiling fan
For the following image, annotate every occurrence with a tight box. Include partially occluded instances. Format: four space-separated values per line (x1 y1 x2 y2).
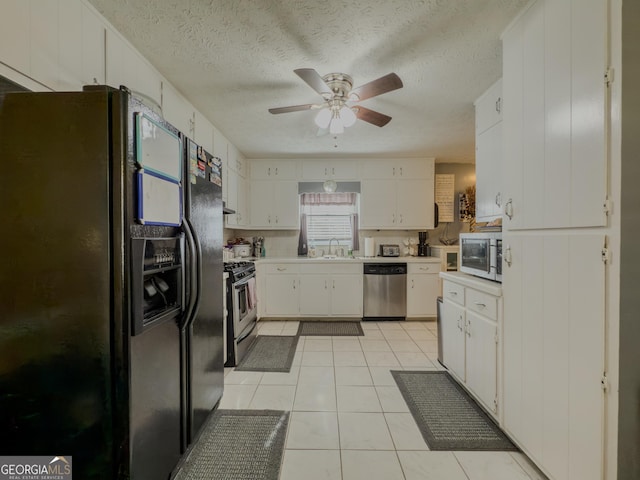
268 68 403 134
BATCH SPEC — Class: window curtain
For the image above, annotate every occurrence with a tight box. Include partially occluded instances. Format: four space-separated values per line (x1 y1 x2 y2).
300 192 357 206
297 213 308 255
350 213 359 250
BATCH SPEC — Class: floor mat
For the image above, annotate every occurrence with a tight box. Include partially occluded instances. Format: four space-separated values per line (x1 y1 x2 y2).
391 370 518 451
297 320 364 336
234 335 299 372
173 409 289 480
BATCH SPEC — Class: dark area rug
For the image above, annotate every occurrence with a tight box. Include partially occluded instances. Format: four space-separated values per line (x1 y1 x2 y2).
234 335 299 372
391 370 518 451
297 321 364 336
172 409 289 480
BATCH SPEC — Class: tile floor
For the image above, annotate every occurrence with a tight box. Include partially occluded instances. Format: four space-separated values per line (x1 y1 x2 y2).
221 320 548 480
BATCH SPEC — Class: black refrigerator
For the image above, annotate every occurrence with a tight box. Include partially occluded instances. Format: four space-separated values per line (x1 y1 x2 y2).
0 86 224 479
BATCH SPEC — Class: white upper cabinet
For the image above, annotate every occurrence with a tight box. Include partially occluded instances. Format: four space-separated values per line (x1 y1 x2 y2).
0 1 30 78
502 0 607 230
81 3 106 87
475 79 503 135
30 0 59 90
194 110 213 153
58 0 83 91
475 79 503 224
213 127 229 202
360 158 435 229
361 158 434 179
250 160 297 180
249 181 299 229
106 28 162 107
301 160 358 180
162 83 194 138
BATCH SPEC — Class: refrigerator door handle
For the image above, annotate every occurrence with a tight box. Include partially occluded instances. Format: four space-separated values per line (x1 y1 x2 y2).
182 218 201 327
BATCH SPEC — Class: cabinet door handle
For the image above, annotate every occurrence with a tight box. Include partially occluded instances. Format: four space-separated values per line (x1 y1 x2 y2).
505 245 512 267
419 266 430 271
392 213 396 224
293 280 296 290
496 97 502 114
474 302 486 308
466 319 471 337
400 167 403 176
268 167 271 176
505 199 513 219
448 291 458 296
393 167 396 176
411 279 415 289
325 280 328 289
333 280 335 289
275 216 279 224
457 315 463 332
275 167 278 175
332 167 335 175
268 215 271 224
495 192 501 207
277 267 287 271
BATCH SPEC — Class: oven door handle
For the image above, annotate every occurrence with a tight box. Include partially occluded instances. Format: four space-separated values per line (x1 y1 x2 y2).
233 273 256 289
182 218 202 329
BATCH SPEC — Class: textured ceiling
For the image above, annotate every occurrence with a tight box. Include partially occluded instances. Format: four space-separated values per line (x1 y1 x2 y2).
87 0 527 162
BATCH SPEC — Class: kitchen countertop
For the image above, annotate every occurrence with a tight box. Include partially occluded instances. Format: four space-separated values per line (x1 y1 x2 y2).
439 271 503 296
254 256 441 264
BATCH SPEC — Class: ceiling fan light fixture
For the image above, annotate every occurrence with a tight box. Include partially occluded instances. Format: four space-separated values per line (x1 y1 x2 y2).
314 108 332 129
340 105 357 127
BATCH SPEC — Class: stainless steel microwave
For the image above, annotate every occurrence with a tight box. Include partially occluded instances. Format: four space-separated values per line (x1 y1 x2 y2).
459 232 502 282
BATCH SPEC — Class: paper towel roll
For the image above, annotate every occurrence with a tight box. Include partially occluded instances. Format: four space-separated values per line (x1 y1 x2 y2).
364 237 375 257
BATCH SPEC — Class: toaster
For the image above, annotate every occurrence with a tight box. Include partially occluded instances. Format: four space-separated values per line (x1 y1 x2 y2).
379 244 400 257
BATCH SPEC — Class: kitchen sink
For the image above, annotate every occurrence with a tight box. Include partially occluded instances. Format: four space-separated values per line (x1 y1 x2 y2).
311 255 357 260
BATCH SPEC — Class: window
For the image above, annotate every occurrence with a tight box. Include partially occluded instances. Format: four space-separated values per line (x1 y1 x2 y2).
298 192 359 254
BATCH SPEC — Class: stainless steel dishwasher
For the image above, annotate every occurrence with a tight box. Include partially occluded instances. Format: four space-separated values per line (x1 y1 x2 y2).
363 263 407 320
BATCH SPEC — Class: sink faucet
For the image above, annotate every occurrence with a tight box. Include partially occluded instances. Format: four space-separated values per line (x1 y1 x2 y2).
329 238 339 255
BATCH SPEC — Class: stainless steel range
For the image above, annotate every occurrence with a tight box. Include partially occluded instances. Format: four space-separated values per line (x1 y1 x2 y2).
223 261 257 366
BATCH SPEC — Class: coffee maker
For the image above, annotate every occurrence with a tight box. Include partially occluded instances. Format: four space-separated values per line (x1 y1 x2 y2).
418 231 430 256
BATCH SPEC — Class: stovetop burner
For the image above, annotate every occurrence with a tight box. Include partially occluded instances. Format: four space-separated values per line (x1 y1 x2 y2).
224 261 256 281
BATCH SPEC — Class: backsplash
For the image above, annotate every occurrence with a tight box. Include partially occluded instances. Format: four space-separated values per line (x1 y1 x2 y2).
224 227 469 258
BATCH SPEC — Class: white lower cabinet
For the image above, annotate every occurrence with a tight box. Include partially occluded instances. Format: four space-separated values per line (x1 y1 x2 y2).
264 264 299 316
328 274 363 316
261 263 362 318
441 299 466 382
298 274 329 316
407 263 440 317
440 275 501 417
299 264 363 317
465 310 498 413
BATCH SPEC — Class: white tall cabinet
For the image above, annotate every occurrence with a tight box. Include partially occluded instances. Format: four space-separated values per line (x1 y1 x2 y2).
501 1 609 480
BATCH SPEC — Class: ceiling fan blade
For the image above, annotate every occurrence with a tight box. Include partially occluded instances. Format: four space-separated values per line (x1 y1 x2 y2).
268 104 316 114
294 68 333 98
350 73 403 102
355 106 392 127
